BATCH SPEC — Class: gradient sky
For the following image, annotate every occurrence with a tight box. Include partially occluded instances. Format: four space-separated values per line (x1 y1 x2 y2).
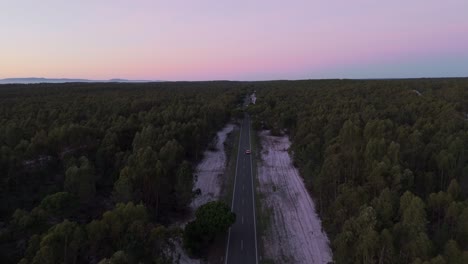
1 0 468 81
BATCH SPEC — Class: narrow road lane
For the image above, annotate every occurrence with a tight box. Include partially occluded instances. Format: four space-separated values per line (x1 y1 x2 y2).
225 114 258 264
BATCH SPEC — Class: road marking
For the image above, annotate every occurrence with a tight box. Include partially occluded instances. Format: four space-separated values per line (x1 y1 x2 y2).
225 121 243 264
248 116 259 264
241 240 244 250
243 184 245 190
242 216 244 224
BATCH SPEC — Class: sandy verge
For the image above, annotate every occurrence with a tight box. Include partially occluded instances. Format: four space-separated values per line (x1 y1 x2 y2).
250 93 257 104
257 130 332 264
190 123 235 209
175 123 235 263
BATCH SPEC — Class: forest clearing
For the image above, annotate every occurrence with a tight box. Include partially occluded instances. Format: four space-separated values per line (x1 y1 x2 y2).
257 130 332 264
191 124 236 210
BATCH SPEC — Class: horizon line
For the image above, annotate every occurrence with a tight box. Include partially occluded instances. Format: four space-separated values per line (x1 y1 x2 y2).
1 76 468 84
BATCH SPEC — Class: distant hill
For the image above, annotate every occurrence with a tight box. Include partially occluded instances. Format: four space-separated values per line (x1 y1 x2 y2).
0 77 159 84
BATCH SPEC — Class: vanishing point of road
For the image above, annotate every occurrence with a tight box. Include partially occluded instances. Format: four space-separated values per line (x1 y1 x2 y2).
225 113 258 264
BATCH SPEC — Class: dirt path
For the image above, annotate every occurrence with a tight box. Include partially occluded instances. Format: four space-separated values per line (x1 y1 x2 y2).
257 131 332 264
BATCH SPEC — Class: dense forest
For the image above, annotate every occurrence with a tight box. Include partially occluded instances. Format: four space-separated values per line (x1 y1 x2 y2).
0 82 245 263
1 79 466 264
248 78 468 264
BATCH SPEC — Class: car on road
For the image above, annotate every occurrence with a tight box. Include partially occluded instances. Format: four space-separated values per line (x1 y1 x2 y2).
245 149 251 154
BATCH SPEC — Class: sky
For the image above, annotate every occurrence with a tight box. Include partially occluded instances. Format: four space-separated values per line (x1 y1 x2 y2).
1 0 468 81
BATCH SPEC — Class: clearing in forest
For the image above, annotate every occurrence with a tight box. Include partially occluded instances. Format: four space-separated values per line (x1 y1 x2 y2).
257 131 332 264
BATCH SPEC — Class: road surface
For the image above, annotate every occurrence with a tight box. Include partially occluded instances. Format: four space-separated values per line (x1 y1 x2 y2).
225 114 258 264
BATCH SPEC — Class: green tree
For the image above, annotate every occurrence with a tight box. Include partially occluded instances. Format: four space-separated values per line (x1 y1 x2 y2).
436 150 456 190
398 192 432 262
64 156 96 203
97 251 130 264
371 188 396 228
444 240 462 264
447 179 460 200
30 220 85 264
96 131 120 183
456 208 468 246
113 168 133 203
183 201 235 256
159 139 184 171
39 192 76 216
174 161 193 210
98 250 132 264
334 206 379 264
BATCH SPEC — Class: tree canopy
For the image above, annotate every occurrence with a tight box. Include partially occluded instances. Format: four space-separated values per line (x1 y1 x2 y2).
0 81 245 263
248 78 468 263
183 201 236 256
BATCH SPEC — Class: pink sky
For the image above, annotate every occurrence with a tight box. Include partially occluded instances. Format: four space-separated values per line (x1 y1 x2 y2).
1 0 467 80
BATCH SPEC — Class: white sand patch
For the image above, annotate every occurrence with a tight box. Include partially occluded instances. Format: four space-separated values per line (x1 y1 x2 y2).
190 123 235 209
258 131 332 264
175 123 236 263
173 240 201 264
251 93 257 104
412 89 422 96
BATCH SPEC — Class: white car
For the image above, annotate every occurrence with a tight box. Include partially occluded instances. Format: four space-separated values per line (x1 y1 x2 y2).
245 149 251 154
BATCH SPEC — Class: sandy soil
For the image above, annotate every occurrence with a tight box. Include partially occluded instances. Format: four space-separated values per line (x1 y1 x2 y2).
175 123 236 263
412 89 422 96
190 123 235 210
251 93 257 104
174 240 200 264
257 131 332 264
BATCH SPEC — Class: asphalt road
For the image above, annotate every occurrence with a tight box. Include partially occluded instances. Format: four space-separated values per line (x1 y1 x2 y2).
225 114 258 264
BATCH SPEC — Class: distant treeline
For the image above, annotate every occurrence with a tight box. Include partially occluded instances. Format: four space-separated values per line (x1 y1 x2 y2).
0 82 245 263
248 78 468 264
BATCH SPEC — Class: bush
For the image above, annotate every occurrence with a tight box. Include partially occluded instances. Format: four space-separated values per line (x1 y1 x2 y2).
183 201 235 256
